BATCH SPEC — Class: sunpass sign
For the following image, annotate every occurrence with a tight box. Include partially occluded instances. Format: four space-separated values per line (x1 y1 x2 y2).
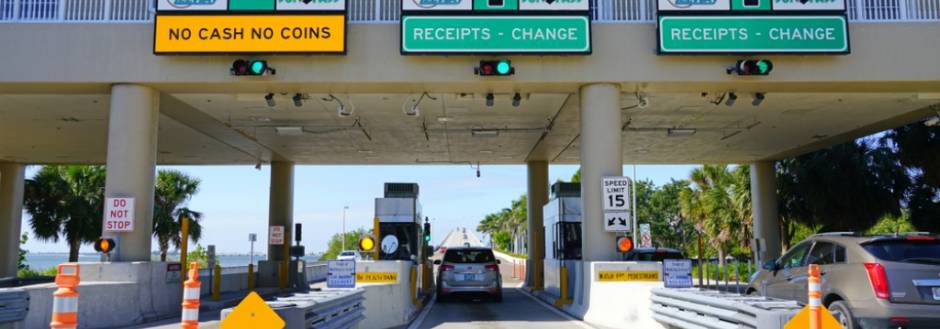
400 0 591 54
658 16 848 53
656 0 849 54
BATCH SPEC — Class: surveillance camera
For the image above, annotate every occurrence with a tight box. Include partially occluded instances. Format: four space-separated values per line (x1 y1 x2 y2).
925 116 940 127
405 104 420 117
638 96 650 109
337 105 352 117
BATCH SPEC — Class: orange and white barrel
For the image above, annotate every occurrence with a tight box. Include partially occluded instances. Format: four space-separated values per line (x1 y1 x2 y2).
181 262 201 329
50 263 80 329
808 264 822 329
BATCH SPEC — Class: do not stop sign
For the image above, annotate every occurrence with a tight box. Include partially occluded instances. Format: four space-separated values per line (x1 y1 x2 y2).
104 197 135 232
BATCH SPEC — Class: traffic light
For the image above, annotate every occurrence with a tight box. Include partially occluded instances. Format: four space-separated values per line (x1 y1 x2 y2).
358 235 376 252
94 238 116 254
423 222 431 242
727 59 773 76
475 60 514 76
616 236 633 253
231 59 275 76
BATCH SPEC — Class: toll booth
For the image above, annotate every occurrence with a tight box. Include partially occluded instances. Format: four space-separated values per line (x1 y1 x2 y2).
374 183 427 262
543 182 581 299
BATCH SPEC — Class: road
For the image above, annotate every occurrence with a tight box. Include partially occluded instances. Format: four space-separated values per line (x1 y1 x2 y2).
415 229 591 329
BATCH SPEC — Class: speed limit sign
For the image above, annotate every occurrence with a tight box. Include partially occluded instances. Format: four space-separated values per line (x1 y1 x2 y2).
602 177 631 212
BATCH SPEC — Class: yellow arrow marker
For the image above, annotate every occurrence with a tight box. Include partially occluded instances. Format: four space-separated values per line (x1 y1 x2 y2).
220 291 285 329
784 305 844 329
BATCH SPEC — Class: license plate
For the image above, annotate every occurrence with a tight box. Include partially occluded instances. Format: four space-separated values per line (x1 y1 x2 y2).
932 287 940 300
456 274 482 281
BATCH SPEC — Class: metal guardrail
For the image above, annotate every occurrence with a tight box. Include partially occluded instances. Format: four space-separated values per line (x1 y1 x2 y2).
0 289 29 324
221 289 366 329
650 288 801 329
0 0 936 22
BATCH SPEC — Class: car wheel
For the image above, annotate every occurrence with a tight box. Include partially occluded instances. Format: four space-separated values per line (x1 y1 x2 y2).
827 301 855 329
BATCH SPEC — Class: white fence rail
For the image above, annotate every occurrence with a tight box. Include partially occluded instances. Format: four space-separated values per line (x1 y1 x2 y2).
0 0 937 22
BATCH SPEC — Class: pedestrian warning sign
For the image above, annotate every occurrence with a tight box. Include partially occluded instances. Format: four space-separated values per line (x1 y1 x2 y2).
356 272 398 283
597 270 660 282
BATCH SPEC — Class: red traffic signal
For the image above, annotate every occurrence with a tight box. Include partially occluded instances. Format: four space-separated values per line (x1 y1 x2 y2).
616 236 634 253
94 238 116 253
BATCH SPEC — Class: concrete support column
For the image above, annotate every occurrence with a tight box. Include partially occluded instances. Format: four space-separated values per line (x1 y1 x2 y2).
103 84 159 262
267 161 294 262
751 161 781 263
525 160 548 290
0 163 25 278
579 83 622 262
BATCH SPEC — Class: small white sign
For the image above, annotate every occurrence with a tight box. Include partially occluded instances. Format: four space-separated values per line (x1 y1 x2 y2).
772 0 845 11
602 177 631 212
519 0 589 11
604 211 631 232
276 0 347 11
156 0 228 11
327 260 356 288
639 223 652 248
269 226 285 245
104 197 135 232
663 259 693 288
402 0 472 11
657 0 731 11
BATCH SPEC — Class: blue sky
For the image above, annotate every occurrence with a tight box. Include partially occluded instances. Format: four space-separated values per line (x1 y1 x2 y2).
20 164 699 254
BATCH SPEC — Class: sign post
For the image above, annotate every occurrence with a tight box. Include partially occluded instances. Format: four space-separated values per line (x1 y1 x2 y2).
104 197 135 232
602 177 631 232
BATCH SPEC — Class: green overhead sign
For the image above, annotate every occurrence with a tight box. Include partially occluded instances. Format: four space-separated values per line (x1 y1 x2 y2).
401 16 591 54
658 16 849 54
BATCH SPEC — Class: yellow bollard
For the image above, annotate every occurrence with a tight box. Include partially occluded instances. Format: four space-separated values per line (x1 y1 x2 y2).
212 264 221 301
808 264 822 329
50 263 80 329
554 266 571 307
373 217 381 260
247 264 255 291
410 266 418 305
180 215 190 289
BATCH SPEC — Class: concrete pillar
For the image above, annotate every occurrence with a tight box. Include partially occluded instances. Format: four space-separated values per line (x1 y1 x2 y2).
751 161 782 263
267 161 294 261
579 83 622 262
525 160 548 290
103 84 159 262
0 163 25 278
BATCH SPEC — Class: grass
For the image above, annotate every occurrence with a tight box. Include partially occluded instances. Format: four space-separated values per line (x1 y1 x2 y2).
18 267 57 278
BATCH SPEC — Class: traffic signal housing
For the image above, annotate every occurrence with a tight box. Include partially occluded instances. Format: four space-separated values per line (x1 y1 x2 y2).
231 59 275 76
727 59 773 76
94 238 116 254
475 60 514 76
358 235 376 252
423 222 431 242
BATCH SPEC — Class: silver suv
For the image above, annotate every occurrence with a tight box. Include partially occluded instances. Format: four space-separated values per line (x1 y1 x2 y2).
747 233 940 329
434 247 503 302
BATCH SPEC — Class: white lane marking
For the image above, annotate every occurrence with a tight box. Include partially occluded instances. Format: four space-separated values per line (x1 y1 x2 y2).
518 288 596 329
407 294 437 329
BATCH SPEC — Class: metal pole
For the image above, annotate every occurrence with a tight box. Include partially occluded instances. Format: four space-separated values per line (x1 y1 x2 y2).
342 206 349 250
631 164 638 243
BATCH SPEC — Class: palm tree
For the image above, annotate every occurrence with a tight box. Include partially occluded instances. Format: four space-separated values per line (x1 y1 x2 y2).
679 165 753 267
23 165 106 262
153 170 203 262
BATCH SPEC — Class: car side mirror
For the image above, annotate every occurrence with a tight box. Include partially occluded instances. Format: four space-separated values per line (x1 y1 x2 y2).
762 260 777 271
433 260 442 265
497 260 501 264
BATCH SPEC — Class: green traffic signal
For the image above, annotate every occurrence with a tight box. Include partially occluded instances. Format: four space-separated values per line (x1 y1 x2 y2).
250 61 266 75
496 61 511 75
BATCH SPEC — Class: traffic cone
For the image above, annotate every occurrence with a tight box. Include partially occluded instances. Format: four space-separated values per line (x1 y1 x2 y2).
181 262 201 329
50 263 80 329
808 264 822 329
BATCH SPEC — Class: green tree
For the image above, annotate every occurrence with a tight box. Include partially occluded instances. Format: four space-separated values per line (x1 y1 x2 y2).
679 165 751 267
644 179 694 253
186 244 217 268
866 212 916 235
23 165 106 262
153 170 203 262
323 228 369 260
883 123 940 232
18 233 29 270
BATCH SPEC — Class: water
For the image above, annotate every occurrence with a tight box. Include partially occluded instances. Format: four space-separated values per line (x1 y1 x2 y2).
25 253 320 271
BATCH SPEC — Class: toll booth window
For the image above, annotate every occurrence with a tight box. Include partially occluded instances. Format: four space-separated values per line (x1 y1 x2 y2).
555 222 581 260
444 249 496 263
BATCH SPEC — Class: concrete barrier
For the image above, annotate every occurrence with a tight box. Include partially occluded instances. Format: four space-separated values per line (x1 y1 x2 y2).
355 261 418 329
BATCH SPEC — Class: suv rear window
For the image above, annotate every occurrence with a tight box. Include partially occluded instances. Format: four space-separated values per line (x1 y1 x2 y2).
862 239 940 265
444 249 496 263
340 251 355 256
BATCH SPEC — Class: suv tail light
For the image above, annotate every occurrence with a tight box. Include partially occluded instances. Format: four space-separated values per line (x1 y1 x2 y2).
485 264 499 272
440 264 455 272
864 262 890 300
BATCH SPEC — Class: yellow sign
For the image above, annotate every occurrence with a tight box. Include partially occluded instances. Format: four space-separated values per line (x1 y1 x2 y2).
784 306 844 329
356 272 398 283
154 15 346 54
220 291 285 329
597 271 660 282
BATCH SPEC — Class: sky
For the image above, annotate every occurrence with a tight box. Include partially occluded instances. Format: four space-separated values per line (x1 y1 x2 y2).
20 164 700 255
